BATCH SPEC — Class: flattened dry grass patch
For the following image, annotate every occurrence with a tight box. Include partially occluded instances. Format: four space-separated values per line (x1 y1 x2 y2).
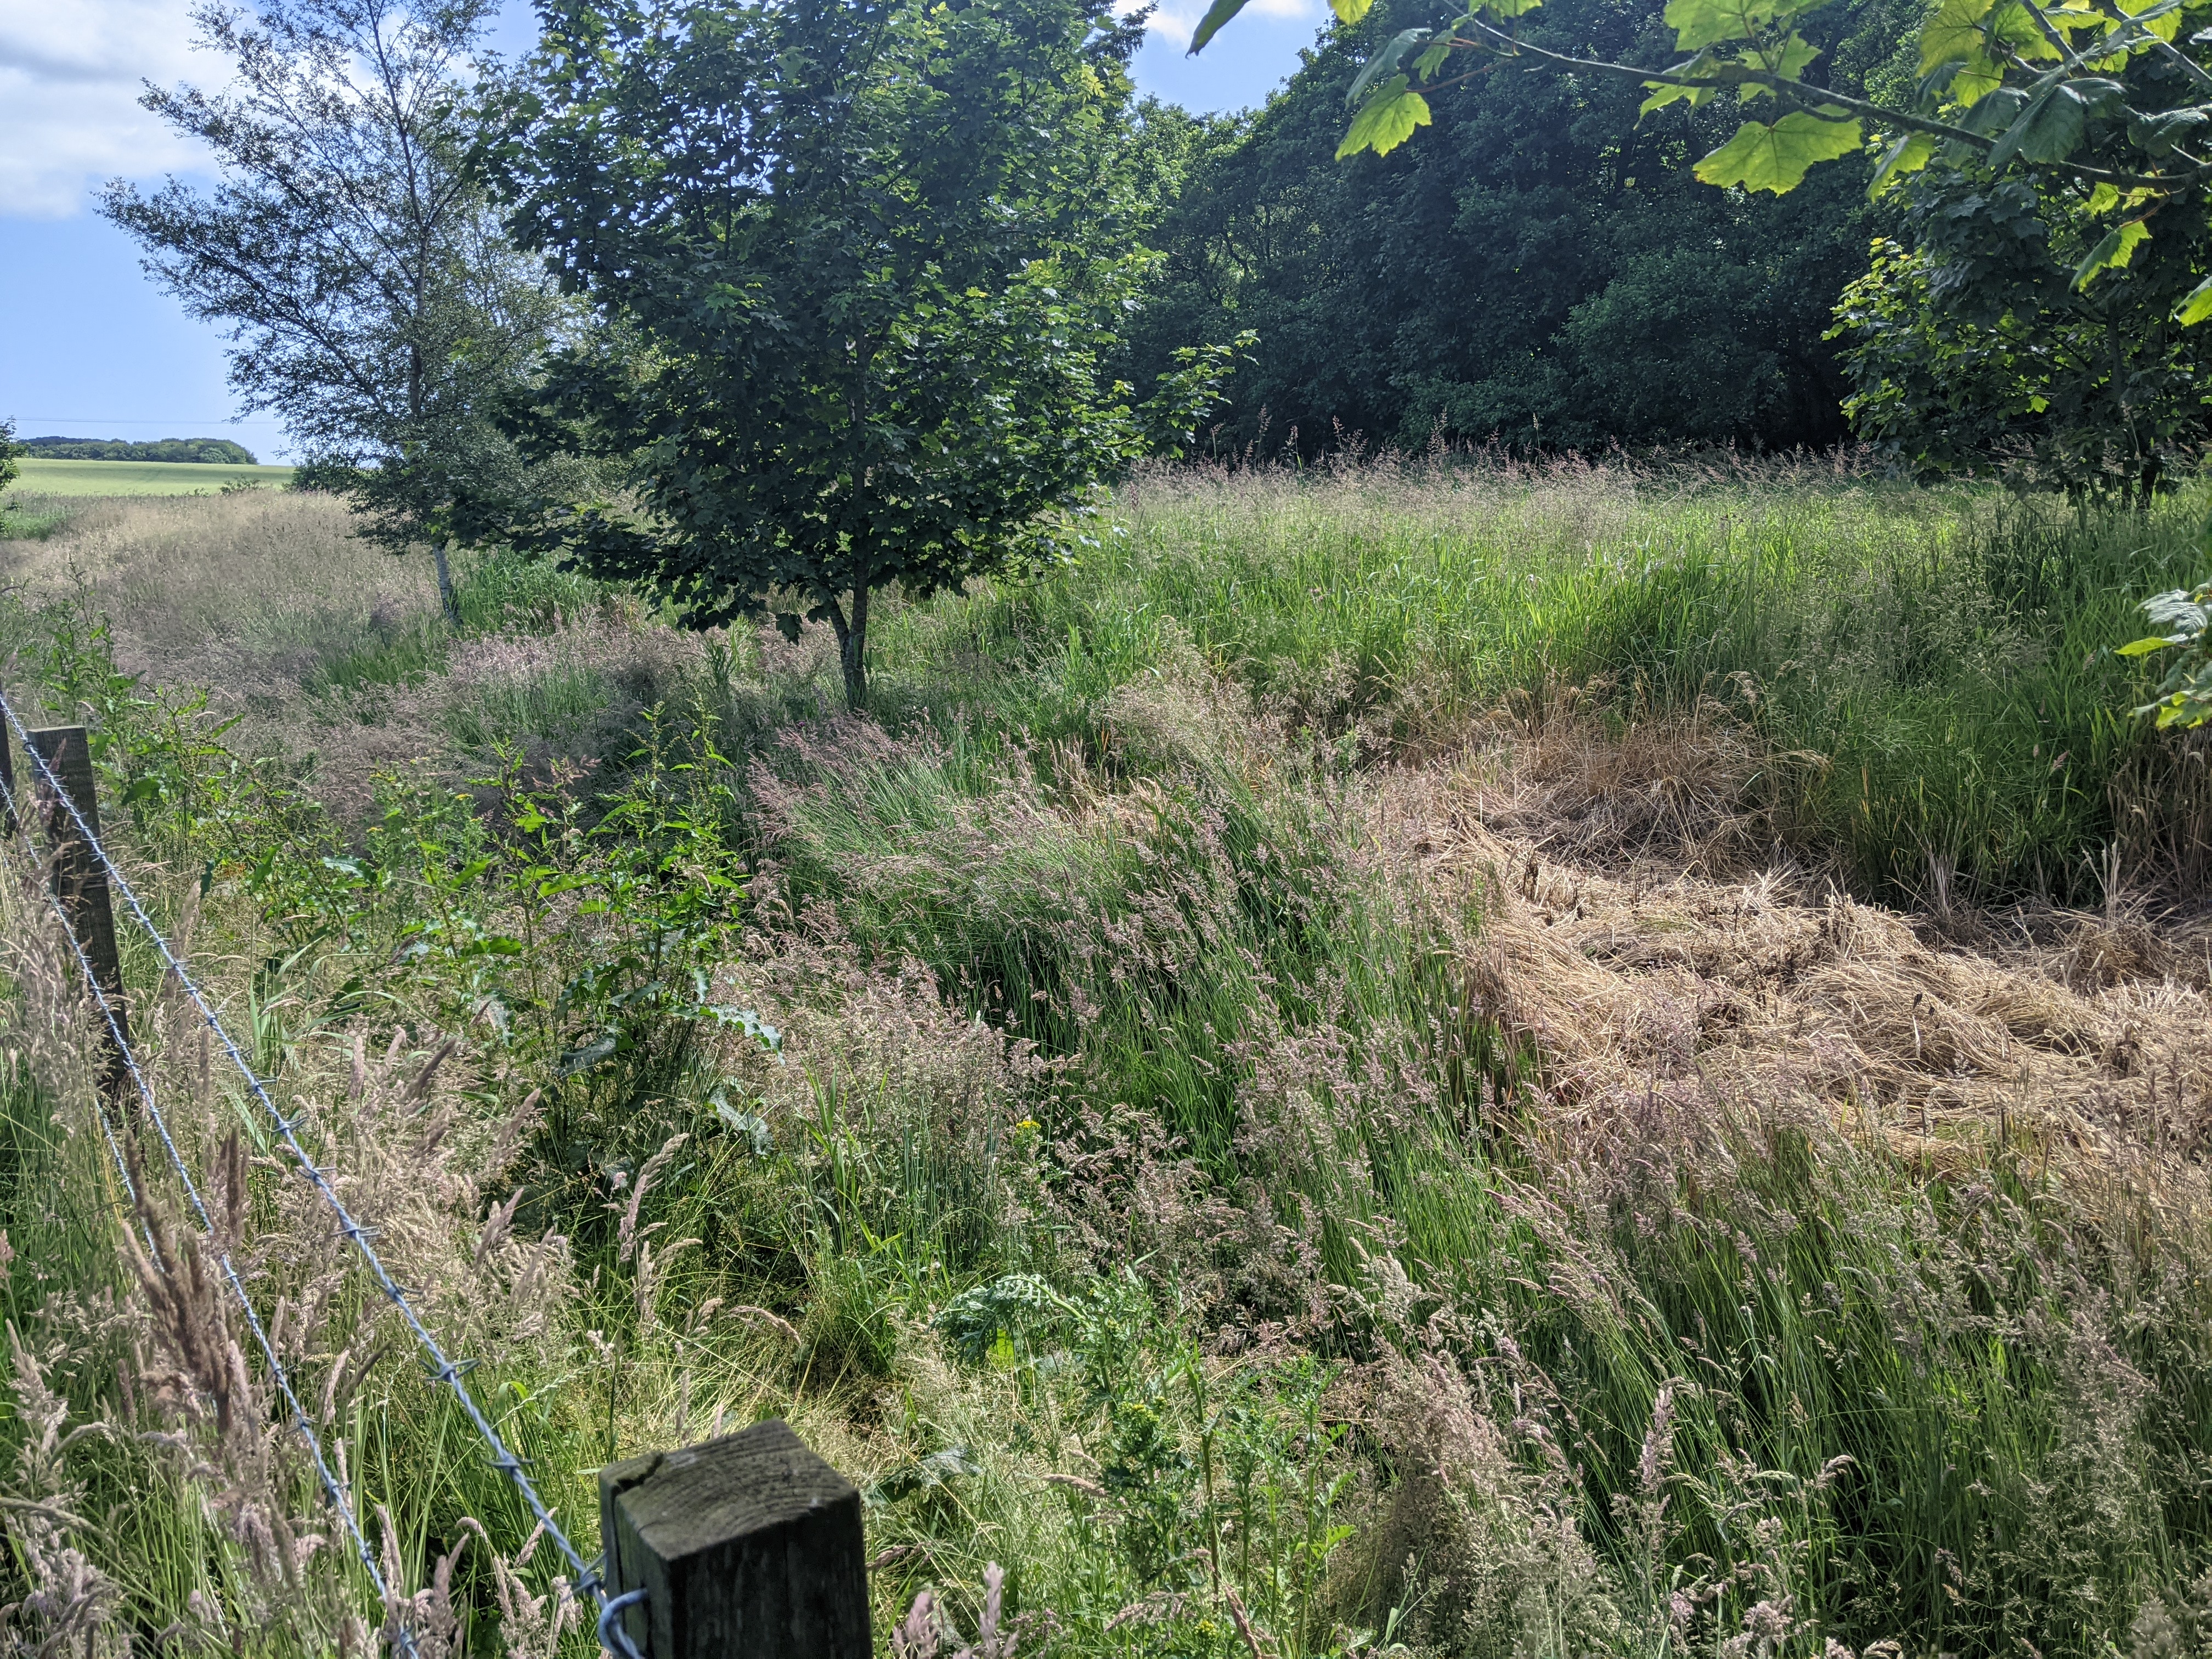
1395 697 2212 1199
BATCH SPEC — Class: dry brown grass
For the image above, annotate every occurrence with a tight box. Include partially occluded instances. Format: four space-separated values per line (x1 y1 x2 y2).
0 491 435 699
1378 695 2212 1206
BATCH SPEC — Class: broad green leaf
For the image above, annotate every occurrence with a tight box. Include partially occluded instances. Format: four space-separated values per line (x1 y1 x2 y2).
1694 111 1864 191
1665 0 1779 52
1987 75 2087 169
1920 0 1995 74
1188 0 1249 53
1336 77 1434 157
1642 77 1717 112
2087 180 2120 212
1330 0 1375 20
1349 27 1434 105
1950 50 2008 105
2176 274 2212 325
1737 30 1820 97
1999 1 2066 59
1414 40 1452 75
2130 105 2211 154
2073 218 2149 289
1480 0 1544 18
2117 635 2180 656
1868 130 1934 196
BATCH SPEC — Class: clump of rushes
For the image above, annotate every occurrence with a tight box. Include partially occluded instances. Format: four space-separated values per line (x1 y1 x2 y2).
1 461 2210 1657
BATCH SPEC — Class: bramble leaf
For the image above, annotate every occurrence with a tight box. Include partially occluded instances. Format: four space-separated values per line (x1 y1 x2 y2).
2073 218 2149 289
1336 76 1433 157
1694 111 1864 191
1664 0 1779 52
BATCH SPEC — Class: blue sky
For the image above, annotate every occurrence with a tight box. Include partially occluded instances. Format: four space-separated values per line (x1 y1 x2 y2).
0 0 1324 464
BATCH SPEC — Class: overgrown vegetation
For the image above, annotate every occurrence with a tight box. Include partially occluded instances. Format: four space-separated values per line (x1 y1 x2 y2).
1 467 2210 1657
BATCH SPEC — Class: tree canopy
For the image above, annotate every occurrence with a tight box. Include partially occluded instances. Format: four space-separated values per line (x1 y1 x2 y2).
104 0 577 622
493 0 1231 707
1125 0 1918 455
21 437 261 465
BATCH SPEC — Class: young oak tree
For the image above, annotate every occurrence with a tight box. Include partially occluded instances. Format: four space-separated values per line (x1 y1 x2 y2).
104 0 572 624
492 0 1232 709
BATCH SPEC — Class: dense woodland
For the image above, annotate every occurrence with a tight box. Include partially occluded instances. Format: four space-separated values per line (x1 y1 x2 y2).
1124 0 1923 454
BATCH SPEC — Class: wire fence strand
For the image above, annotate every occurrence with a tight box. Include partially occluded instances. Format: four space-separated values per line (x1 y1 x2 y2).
0 697 644 1658
0 766 417 1656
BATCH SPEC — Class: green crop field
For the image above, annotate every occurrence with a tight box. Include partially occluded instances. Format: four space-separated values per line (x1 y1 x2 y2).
8 456 294 495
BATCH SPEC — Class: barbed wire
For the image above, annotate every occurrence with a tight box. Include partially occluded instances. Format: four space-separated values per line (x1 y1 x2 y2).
0 766 417 1657
0 697 644 1658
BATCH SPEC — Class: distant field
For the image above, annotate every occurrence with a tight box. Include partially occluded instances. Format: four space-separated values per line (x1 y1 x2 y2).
8 457 294 496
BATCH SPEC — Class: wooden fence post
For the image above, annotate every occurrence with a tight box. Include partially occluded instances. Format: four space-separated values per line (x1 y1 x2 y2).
0 712 15 839
599 1419 871 1659
28 726 131 1086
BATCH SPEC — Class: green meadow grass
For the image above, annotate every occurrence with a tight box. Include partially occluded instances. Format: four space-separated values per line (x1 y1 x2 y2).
3 463 2211 1658
9 457 295 496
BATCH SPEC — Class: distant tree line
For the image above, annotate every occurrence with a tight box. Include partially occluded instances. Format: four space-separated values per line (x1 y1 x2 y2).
1118 0 1922 458
21 437 261 464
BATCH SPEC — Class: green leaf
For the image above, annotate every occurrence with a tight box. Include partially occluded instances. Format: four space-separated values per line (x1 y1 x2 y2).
1737 30 1820 99
2117 635 2180 656
1920 0 1995 74
1188 0 1250 54
1665 0 1779 50
1694 111 1864 192
1642 77 1717 112
2175 275 2212 325
1868 131 1935 196
1987 74 2090 169
2087 180 2120 212
1330 0 1375 21
1336 77 1434 157
2073 218 2150 289
1349 27 1433 105
1479 0 1543 17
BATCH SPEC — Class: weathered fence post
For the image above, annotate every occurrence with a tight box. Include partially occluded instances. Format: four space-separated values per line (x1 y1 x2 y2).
28 726 131 1084
0 712 15 839
599 1419 871 1659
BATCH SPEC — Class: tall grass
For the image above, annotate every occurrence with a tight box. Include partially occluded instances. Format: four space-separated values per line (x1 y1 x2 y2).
0 464 2208 1658
850 461 2207 906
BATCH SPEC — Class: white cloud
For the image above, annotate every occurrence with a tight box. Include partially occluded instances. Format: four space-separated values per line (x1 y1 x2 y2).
0 0 217 218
